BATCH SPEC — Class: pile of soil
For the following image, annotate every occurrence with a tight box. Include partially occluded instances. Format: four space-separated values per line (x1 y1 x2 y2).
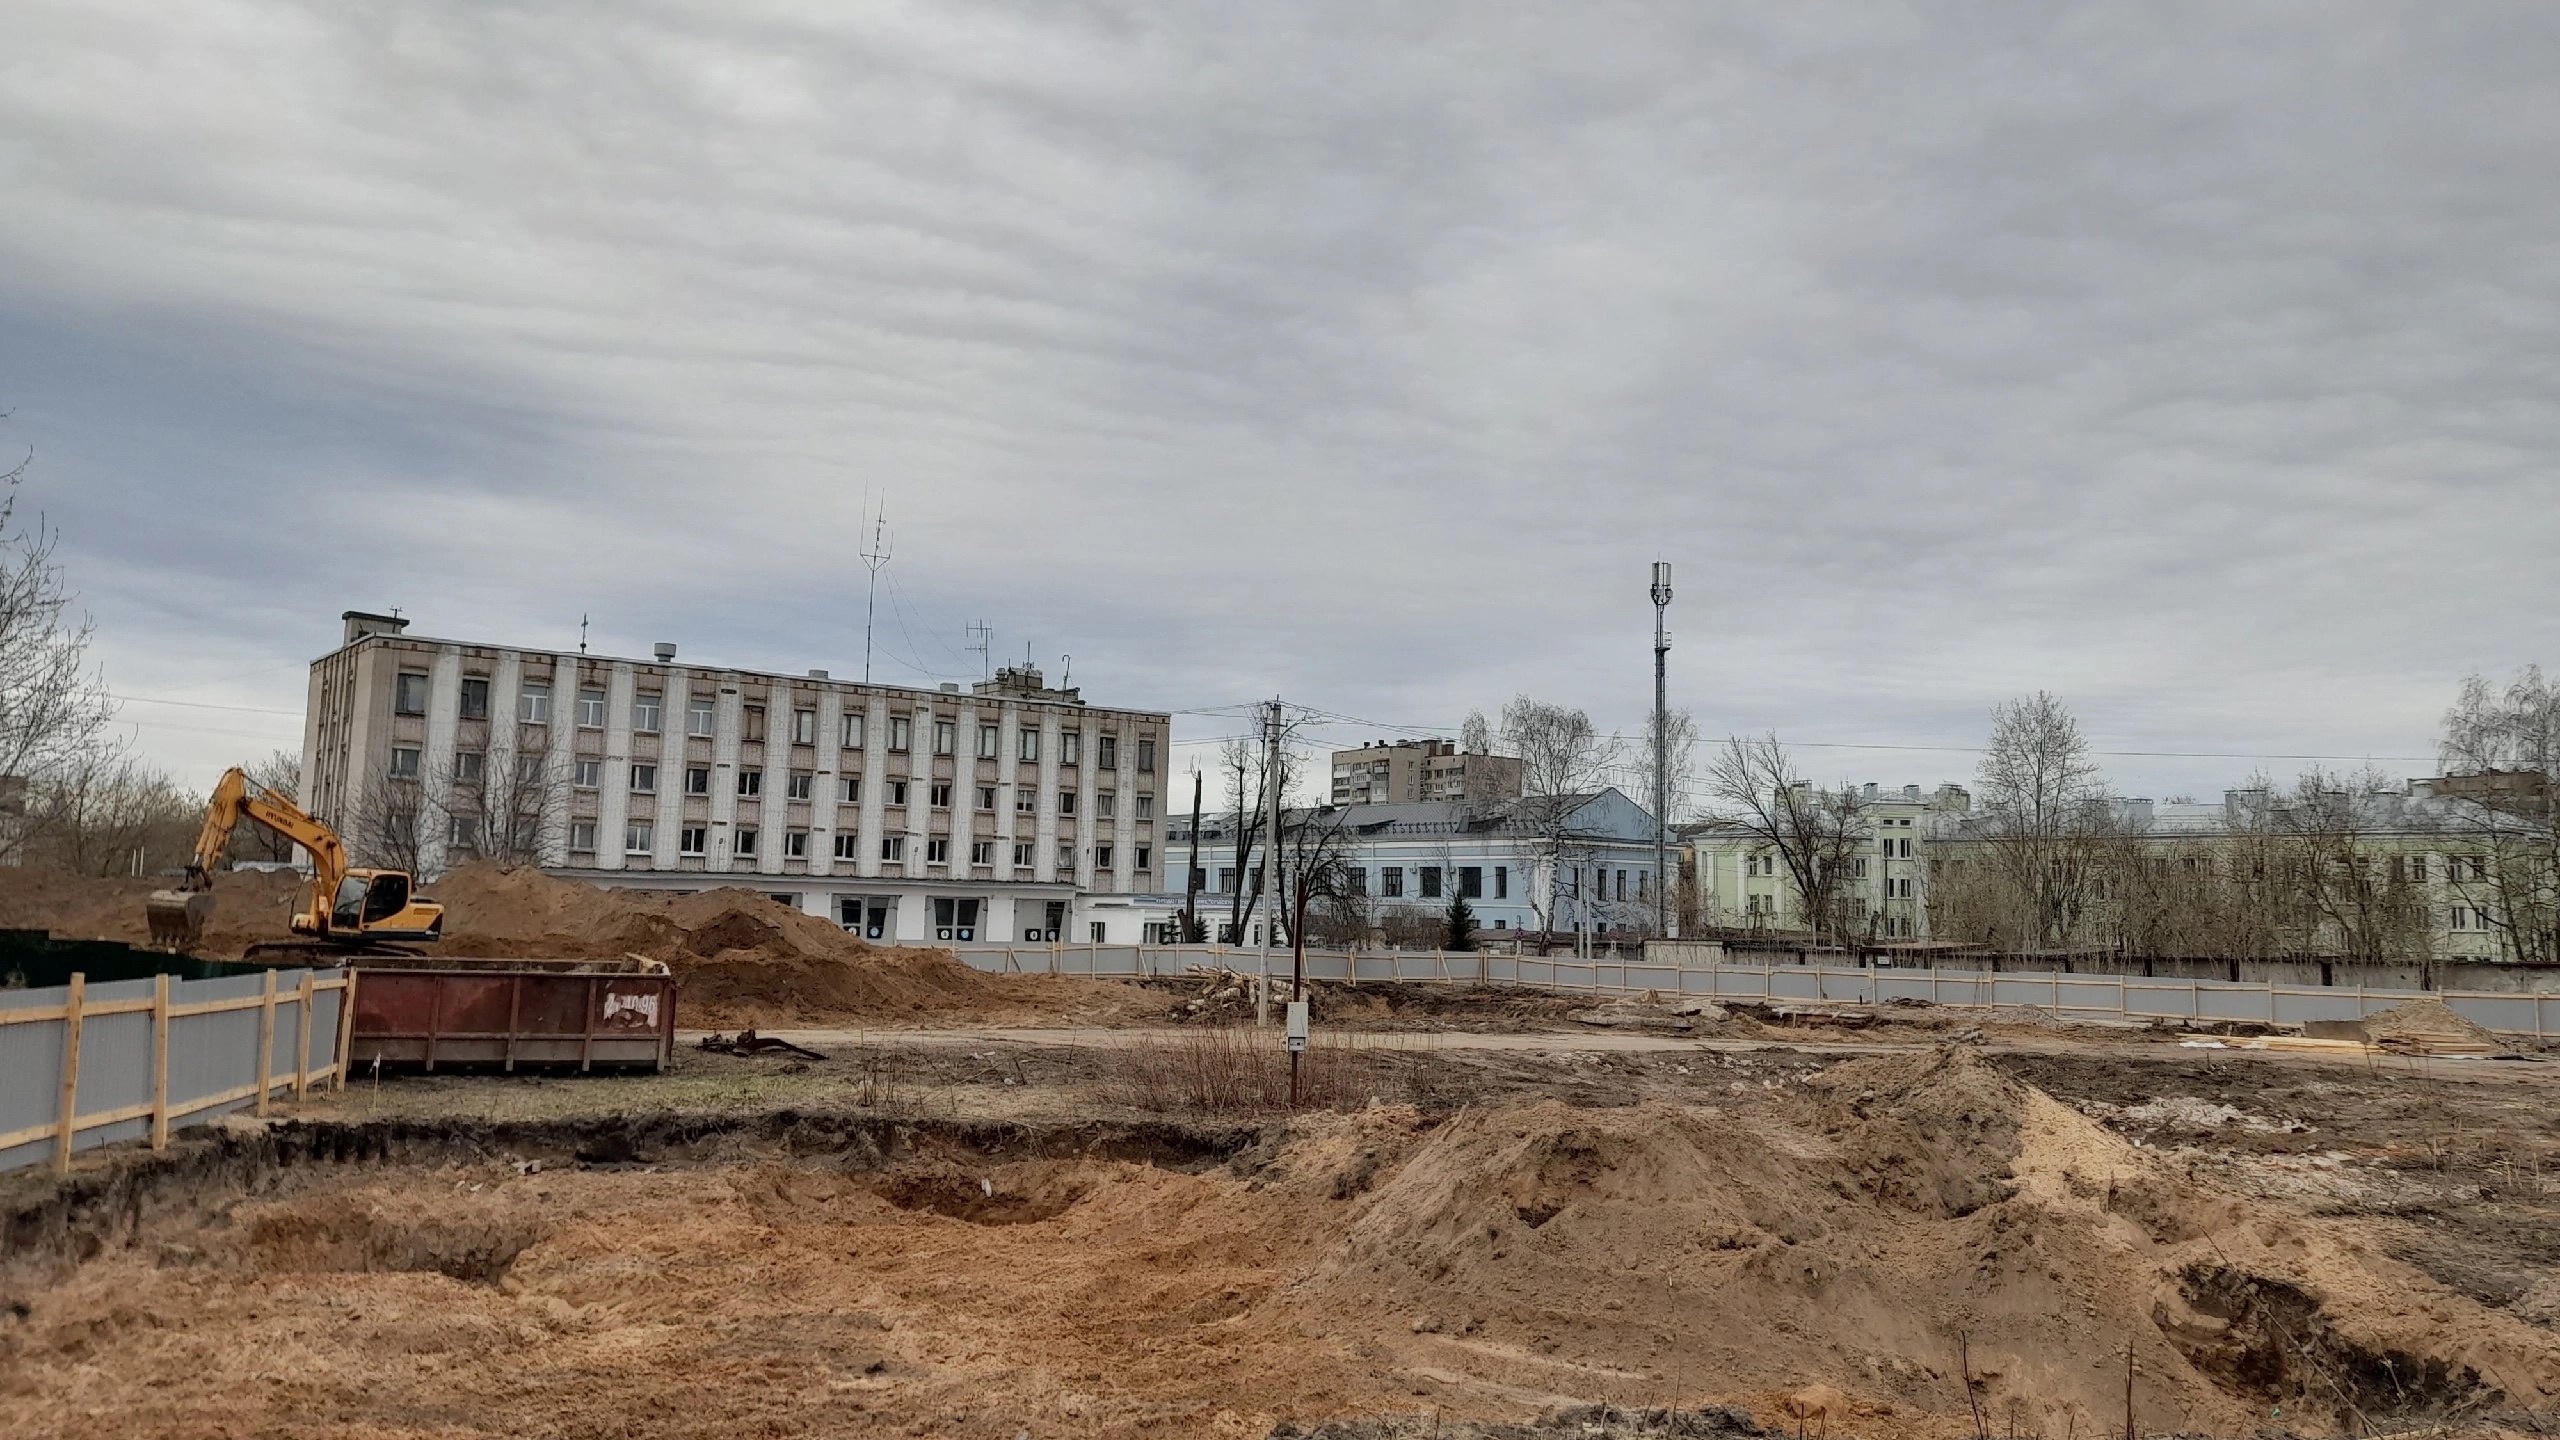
0 866 309 954
2357 997 2506 1054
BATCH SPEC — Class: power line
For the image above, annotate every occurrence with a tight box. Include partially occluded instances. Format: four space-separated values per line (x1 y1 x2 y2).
113 694 303 717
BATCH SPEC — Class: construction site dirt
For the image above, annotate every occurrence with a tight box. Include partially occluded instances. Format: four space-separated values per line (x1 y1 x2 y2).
10 869 2560 1438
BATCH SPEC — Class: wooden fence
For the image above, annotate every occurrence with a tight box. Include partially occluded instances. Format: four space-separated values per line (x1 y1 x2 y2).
0 967 355 1174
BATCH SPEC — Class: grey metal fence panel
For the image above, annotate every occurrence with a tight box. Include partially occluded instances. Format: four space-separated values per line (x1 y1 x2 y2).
0 983 72 1171
71 979 157 1157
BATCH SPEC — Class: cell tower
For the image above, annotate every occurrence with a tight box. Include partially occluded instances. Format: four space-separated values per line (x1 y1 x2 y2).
860 502 892 683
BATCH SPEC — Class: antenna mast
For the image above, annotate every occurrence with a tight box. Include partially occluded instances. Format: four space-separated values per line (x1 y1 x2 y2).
860 502 893 683
965 620 994 681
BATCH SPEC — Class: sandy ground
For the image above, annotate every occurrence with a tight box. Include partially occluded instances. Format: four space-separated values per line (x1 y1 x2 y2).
10 1020 2560 1440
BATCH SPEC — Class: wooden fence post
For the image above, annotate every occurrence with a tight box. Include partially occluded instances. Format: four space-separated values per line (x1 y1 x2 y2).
335 970 359 1089
54 973 86 1175
295 969 317 1098
151 973 172 1150
254 968 278 1116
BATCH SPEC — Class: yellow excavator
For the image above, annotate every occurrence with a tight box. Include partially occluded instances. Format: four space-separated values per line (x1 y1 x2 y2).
146 766 445 958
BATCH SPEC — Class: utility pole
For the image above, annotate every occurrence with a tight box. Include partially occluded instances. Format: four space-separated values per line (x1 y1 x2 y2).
1183 770 1204 943
859 502 892 684
1651 561 1674 940
1259 697 1283 1027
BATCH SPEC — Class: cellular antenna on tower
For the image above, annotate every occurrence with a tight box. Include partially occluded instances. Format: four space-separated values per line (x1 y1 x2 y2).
860 500 893 683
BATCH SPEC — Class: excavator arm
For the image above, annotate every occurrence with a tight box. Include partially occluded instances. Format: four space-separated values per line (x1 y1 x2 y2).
147 766 351 950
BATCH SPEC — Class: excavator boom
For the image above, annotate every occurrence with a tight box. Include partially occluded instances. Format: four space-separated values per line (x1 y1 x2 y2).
145 767 364 951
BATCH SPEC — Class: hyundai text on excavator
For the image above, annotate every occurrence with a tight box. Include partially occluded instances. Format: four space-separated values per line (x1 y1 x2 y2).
145 766 444 959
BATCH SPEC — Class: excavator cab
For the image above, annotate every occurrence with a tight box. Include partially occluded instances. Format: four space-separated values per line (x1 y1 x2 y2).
303 869 440 941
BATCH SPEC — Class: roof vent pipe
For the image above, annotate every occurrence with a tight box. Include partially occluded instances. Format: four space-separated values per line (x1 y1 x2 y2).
654 643 678 662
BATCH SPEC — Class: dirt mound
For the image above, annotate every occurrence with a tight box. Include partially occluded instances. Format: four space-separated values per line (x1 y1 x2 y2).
423 863 645 955
1807 1046 2030 1217
2358 997 2505 1052
0 865 308 952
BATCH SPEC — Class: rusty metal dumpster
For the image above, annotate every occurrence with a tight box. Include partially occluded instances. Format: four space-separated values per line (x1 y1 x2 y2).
347 960 676 1072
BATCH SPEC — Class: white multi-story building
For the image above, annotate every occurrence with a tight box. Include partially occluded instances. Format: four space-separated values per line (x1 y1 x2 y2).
1167 789 1667 944
301 611 1172 944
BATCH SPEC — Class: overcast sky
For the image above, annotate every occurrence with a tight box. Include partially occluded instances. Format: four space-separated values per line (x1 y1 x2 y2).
2 3 2552 811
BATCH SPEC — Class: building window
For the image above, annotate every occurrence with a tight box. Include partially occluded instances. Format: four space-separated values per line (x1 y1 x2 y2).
454 750 486 784
680 826 707 856
971 840 995 866
685 695 715 737
976 785 997 811
1495 866 1508 899
833 833 860 860
1095 844 1114 868
632 763 659 794
842 712 865 748
458 677 490 720
517 684 551 724
840 776 861 804
882 836 906 861
1420 866 1442 899
573 759 601 789
737 768 763 797
784 829 809 859
787 771 814 800
1098 735 1117 770
742 704 766 742
569 820 597 854
926 837 950 864
1014 842 1035 868
930 782 952 808
1459 866 1483 899
978 724 1000 759
1057 845 1076 871
1018 730 1040 763
888 779 909 806
1618 870 1629 901
389 747 421 780
1136 737 1156 773
1061 731 1082 766
792 708 817 745
577 688 606 727
1135 794 1153 820
625 821 654 854
632 691 663 733
1059 792 1078 817
1383 868 1404 898
889 716 912 752
1097 791 1116 819
395 672 430 716
735 827 760 858
1134 845 1150 871
933 720 956 756
1016 789 1037 814
2408 855 2428 883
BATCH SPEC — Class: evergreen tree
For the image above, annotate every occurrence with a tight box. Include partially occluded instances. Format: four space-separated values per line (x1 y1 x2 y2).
1444 891 1478 951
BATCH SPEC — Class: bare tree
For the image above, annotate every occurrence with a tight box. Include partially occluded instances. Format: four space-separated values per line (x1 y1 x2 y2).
0 424 117 839
433 720 563 867
346 773 426 875
1704 733 1873 944
1974 692 2109 949
21 743 198 877
2436 667 2559 964
228 749 303 865
1498 695 1621 947
1629 707 1698 829
2270 768 2436 966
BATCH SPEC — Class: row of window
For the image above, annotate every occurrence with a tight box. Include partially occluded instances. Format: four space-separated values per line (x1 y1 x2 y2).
577 820 1151 872
394 674 1156 770
388 747 1155 817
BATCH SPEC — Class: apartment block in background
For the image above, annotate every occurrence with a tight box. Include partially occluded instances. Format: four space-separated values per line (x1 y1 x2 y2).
1329 739 1523 806
302 611 1171 944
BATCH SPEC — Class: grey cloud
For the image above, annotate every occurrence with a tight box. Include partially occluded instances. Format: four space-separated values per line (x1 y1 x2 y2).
0 1 2551 798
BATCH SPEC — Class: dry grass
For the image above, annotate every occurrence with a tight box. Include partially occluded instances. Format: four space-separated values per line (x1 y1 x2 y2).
1103 1026 1380 1115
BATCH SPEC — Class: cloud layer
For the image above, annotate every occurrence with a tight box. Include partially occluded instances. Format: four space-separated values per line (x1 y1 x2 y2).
2 2 2553 804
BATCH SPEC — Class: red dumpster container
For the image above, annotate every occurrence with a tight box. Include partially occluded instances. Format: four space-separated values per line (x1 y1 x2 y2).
348 960 676 1072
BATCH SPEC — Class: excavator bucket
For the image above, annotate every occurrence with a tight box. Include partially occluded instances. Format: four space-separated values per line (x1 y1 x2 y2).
145 889 215 952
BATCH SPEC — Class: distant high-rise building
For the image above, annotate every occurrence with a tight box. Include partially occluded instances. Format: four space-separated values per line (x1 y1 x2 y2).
1328 739 1522 806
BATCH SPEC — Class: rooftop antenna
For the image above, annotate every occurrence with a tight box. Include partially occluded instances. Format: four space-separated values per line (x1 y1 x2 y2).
860 500 893 683
965 620 994 681
1060 653 1072 688
578 613 590 655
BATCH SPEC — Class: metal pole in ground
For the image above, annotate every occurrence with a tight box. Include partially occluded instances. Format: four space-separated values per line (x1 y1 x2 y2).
1650 562 1673 940
1259 697 1282 1027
